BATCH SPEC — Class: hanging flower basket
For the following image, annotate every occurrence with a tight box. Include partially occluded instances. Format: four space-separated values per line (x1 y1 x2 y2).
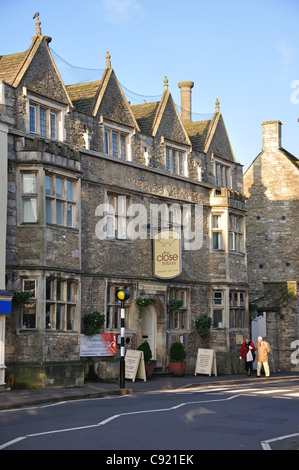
135 297 151 314
13 291 31 304
168 299 184 313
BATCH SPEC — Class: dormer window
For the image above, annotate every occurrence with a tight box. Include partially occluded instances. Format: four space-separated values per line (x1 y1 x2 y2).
103 124 132 161
165 146 188 176
26 92 66 141
214 157 232 188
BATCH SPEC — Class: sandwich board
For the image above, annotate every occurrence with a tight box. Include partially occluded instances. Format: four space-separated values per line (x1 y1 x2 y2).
195 348 217 377
125 350 146 382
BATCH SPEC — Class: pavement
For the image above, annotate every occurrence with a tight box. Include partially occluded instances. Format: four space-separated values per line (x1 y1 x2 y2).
1 370 299 410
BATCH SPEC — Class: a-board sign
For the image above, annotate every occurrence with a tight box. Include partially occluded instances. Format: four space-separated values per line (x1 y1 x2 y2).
195 348 217 377
125 350 146 382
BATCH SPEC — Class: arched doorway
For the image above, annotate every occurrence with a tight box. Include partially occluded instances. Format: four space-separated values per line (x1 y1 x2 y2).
140 304 157 360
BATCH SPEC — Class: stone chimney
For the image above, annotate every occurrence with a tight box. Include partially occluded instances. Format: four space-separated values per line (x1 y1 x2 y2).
262 121 282 151
178 81 194 122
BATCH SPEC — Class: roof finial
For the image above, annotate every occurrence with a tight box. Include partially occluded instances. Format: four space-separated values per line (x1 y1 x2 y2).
163 76 168 91
33 12 41 36
106 51 111 68
215 98 220 113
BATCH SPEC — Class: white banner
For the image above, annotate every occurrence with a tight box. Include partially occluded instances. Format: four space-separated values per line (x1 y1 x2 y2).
80 334 116 357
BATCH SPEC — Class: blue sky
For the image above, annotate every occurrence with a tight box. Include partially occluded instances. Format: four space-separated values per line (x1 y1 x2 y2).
1 0 298 171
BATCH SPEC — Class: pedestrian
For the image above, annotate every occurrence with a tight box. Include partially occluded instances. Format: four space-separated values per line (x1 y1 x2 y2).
239 338 256 376
256 336 271 377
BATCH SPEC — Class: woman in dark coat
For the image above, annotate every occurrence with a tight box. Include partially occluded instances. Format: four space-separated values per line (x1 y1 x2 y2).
239 338 256 376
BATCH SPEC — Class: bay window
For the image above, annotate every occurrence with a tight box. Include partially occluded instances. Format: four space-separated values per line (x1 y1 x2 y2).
22 173 37 223
45 174 76 228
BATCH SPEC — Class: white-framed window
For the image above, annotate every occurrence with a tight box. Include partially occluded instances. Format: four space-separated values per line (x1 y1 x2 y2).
229 290 246 328
105 193 129 239
213 291 223 328
169 288 189 330
21 172 37 223
46 277 77 330
45 174 77 228
229 214 244 252
28 98 64 140
165 146 187 176
212 213 223 250
21 279 37 329
106 283 132 330
214 160 231 188
104 126 131 160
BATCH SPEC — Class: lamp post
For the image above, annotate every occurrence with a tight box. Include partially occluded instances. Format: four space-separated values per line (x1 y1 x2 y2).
116 289 130 389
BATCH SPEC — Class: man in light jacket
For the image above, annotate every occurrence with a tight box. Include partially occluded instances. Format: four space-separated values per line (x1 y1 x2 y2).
256 336 271 377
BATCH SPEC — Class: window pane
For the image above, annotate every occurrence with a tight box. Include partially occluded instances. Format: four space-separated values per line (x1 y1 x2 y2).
213 215 220 228
46 199 52 223
23 280 36 298
213 310 223 328
67 180 73 200
22 303 36 328
166 148 170 171
120 135 126 159
30 105 36 133
67 204 73 227
56 178 63 198
112 132 118 156
23 174 36 194
56 304 62 329
67 282 73 302
45 175 52 195
178 152 183 175
172 150 176 173
40 108 47 136
46 279 54 300
67 305 73 330
104 131 109 154
50 112 56 139
56 201 64 225
23 198 37 222
213 232 222 249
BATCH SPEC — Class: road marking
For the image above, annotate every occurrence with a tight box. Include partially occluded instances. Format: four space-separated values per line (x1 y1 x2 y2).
253 389 291 394
0 394 241 450
261 432 299 450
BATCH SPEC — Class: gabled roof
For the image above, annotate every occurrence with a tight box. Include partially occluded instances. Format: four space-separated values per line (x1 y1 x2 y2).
131 101 160 135
66 80 102 114
0 51 28 86
280 148 299 169
0 24 73 107
131 84 191 147
66 57 140 130
183 120 211 151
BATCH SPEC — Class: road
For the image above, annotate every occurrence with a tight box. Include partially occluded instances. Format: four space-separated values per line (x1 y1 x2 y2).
0 378 299 452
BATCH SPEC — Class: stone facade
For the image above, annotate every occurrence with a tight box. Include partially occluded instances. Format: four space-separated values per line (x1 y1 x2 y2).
244 121 299 371
0 17 248 387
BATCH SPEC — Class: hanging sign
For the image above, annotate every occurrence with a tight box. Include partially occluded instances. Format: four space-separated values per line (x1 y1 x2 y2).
195 348 217 377
153 230 182 279
125 350 146 382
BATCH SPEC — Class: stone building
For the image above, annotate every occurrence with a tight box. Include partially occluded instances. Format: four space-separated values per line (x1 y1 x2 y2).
244 121 299 371
0 16 248 387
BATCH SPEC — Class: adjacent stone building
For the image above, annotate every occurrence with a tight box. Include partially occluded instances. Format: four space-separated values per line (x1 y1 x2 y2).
0 17 248 388
244 121 299 371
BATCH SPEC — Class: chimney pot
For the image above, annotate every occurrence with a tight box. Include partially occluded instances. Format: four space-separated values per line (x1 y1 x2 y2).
178 81 194 122
262 121 282 151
